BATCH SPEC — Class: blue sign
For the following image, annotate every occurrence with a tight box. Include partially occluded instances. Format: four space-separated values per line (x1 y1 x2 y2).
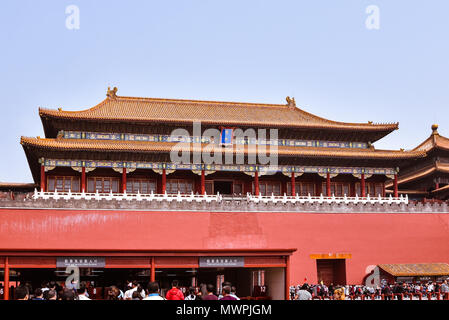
221 128 233 144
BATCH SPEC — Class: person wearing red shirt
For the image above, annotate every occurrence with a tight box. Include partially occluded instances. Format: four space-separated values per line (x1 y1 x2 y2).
165 280 184 300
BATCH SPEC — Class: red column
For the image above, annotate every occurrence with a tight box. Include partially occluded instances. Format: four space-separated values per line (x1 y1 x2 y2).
4 257 9 300
435 182 440 190
122 168 127 193
291 172 296 196
393 174 398 198
40 165 46 192
361 173 366 197
201 170 205 195
285 255 290 300
326 172 331 197
162 169 166 194
254 171 259 196
150 257 155 282
81 167 86 193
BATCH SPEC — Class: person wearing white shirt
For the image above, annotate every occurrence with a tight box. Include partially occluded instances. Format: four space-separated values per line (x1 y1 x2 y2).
124 281 146 300
230 286 240 300
143 282 165 300
77 282 91 300
78 294 91 300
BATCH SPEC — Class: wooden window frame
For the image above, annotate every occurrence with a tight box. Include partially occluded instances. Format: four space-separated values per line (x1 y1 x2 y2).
355 182 385 197
287 182 317 196
254 181 282 196
232 180 245 196
47 176 80 192
166 178 194 194
126 178 157 194
321 182 351 197
87 177 120 193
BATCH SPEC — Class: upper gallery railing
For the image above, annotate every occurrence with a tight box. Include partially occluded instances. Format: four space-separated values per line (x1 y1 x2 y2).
31 189 408 205
246 193 408 205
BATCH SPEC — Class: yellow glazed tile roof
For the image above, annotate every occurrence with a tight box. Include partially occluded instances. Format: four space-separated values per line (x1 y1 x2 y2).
379 263 449 277
413 125 449 152
39 93 399 131
385 161 449 187
20 136 425 160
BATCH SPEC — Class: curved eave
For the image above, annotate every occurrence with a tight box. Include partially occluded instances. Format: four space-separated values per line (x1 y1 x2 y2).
39 109 399 132
385 162 449 188
385 189 428 195
38 95 399 135
0 182 36 191
431 184 449 194
20 137 425 160
413 134 449 153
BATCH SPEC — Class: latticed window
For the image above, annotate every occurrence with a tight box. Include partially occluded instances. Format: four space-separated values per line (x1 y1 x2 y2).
233 182 243 195
126 179 156 194
205 181 213 195
254 181 281 196
87 177 120 193
321 182 350 197
287 182 316 196
355 182 384 197
47 176 80 192
166 179 194 194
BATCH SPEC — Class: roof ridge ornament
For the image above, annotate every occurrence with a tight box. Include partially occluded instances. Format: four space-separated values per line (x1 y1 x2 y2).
286 96 296 108
107 86 118 99
431 124 439 135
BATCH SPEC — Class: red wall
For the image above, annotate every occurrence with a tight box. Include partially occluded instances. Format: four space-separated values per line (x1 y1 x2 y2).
1 209 448 285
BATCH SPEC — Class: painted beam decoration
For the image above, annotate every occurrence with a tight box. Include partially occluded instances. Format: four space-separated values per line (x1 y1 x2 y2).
62 131 369 149
43 159 396 176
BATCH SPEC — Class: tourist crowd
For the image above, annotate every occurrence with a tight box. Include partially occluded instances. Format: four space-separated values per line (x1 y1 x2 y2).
9 280 241 301
290 279 449 300
8 278 449 300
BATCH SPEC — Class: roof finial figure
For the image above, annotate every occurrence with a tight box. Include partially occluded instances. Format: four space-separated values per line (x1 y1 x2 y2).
107 86 118 99
286 96 296 108
431 124 439 135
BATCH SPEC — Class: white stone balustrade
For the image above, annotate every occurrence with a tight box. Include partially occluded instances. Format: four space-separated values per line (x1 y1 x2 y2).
32 189 223 203
246 193 408 205
32 189 407 205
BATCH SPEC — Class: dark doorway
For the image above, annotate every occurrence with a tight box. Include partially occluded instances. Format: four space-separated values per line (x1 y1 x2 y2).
316 259 347 286
214 181 232 195
197 267 252 297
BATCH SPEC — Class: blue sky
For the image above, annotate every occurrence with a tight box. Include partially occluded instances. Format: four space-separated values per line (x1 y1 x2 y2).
0 0 448 182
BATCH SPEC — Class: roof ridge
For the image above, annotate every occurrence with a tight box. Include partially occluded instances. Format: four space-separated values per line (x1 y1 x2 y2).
286 104 399 128
39 98 109 115
113 95 288 108
110 96 400 128
36 91 400 141
38 95 400 129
